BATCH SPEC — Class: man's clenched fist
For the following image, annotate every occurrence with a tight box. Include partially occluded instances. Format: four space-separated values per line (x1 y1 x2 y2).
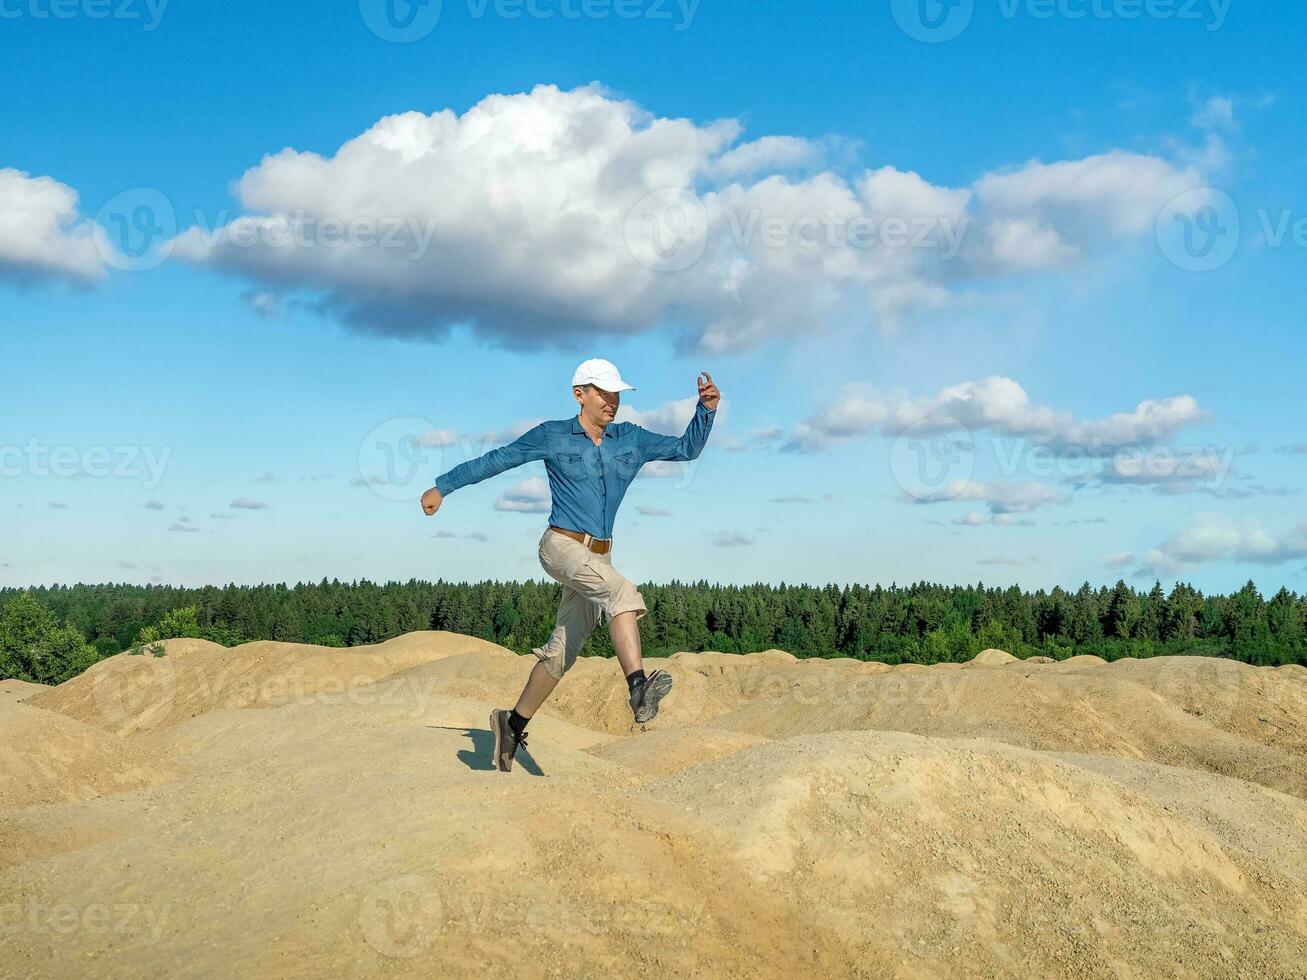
421 486 443 516
697 371 720 411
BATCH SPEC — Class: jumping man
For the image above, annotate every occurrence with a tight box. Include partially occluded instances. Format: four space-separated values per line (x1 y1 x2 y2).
420 358 720 772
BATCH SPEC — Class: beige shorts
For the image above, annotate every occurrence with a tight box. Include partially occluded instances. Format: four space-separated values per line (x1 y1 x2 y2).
531 527 648 679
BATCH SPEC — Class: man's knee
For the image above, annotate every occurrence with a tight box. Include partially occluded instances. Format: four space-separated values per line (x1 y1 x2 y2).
532 633 581 680
607 584 648 622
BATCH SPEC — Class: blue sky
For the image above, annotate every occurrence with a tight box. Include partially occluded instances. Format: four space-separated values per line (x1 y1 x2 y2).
1 0 1304 593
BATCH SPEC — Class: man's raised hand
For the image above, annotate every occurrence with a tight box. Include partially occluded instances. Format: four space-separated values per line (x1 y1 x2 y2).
697 371 720 411
421 486 443 516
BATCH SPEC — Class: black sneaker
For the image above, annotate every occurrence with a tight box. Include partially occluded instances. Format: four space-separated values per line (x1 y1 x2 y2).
630 670 673 724
490 708 527 772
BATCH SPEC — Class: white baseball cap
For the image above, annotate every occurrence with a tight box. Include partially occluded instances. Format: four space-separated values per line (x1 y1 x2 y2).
571 357 635 393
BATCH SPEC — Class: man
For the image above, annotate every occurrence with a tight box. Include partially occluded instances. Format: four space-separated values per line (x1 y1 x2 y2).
420 358 720 772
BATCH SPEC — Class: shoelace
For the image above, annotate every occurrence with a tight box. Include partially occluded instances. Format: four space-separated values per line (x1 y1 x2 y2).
512 729 529 750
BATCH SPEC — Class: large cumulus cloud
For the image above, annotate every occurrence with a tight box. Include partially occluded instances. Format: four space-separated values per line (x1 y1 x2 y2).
172 82 1210 352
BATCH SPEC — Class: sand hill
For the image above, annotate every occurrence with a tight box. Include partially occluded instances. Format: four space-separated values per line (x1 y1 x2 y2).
2 633 1305 978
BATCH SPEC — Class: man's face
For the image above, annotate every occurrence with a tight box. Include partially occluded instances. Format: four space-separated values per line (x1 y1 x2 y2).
575 384 619 424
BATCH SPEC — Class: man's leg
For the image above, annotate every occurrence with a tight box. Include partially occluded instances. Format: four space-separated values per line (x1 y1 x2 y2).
608 609 644 676
516 584 602 716
514 659 560 717
599 568 671 723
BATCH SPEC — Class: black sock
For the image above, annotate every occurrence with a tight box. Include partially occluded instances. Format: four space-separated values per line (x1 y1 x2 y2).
625 669 646 695
508 708 530 737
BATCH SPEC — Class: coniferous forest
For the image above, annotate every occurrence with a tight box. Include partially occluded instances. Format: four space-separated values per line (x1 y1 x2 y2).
2 577 1304 687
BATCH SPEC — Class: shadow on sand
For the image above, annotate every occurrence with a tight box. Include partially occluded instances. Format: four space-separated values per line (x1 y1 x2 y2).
428 725 545 776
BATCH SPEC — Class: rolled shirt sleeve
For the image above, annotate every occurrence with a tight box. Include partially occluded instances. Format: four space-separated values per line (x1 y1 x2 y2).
434 423 549 497
637 400 716 463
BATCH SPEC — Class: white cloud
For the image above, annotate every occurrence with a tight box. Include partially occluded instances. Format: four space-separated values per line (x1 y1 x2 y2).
710 136 820 179
966 150 1204 269
1141 514 1307 573
171 83 1210 352
784 376 1205 454
230 497 268 510
617 394 716 434
0 169 106 286
495 476 551 513
912 480 1065 514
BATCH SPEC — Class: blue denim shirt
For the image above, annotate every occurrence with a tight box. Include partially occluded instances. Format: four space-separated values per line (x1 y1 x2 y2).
434 400 716 539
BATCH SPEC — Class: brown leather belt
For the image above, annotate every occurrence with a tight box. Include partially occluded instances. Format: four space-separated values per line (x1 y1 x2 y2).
549 525 612 555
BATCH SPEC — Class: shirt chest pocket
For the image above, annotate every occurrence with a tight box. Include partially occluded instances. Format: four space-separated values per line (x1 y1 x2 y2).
613 448 639 479
556 450 589 480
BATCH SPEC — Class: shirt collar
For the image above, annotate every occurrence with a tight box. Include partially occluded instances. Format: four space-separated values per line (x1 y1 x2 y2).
572 414 615 438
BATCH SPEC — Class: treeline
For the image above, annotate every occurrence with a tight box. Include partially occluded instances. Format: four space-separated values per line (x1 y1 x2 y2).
2 577 1303 687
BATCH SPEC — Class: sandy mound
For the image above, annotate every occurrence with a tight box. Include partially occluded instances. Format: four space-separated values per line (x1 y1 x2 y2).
652 731 1306 978
0 679 47 702
4 633 1305 979
25 630 493 736
963 647 1019 667
0 700 180 809
1055 654 1107 666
